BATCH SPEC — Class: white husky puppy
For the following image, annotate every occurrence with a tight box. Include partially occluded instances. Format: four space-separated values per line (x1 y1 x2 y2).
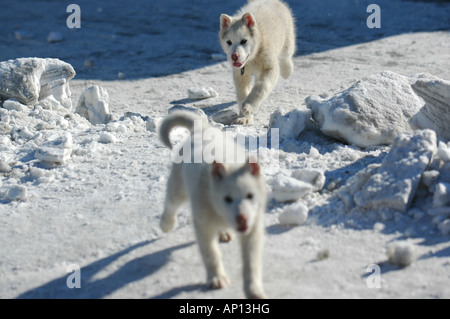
219 0 296 124
159 111 267 299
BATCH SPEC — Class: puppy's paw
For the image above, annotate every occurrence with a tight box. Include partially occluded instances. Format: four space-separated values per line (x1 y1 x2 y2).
219 231 233 243
248 292 267 299
209 274 230 290
232 116 254 125
241 104 254 117
246 287 267 299
160 215 176 233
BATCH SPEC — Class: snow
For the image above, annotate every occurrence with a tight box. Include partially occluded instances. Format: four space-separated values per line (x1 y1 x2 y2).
0 0 450 299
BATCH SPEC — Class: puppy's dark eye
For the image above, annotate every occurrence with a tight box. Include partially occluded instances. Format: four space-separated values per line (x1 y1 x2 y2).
240 39 247 45
224 196 233 204
226 40 232 46
246 193 253 200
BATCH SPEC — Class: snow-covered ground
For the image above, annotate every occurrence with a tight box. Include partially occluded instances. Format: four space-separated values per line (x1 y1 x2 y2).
0 0 449 299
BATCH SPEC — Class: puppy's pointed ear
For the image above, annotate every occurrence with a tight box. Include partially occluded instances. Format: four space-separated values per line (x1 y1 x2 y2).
212 161 227 180
242 13 256 29
246 157 260 177
220 14 232 31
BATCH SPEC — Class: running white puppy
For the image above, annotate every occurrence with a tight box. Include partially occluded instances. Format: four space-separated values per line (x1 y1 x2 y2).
219 0 296 124
159 111 267 299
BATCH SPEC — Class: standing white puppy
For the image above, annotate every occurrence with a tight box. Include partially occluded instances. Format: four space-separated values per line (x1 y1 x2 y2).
219 0 296 124
159 111 267 299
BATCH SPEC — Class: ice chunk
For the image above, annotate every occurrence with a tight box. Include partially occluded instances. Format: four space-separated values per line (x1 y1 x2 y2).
433 183 450 208
437 141 450 162
99 132 117 144
278 202 308 226
269 173 313 202
268 108 310 142
2 99 29 112
75 86 110 125
291 168 325 191
411 73 450 141
0 58 75 108
7 185 27 201
35 133 73 164
353 130 437 212
306 71 423 148
187 87 218 100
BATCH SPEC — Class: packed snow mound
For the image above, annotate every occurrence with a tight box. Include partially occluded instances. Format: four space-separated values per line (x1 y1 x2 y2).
306 71 450 148
0 58 75 109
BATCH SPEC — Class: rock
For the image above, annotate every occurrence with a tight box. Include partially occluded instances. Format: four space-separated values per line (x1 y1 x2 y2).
35 132 73 164
268 108 310 142
187 87 218 100
269 173 313 202
278 201 309 226
316 249 330 261
75 86 110 125
0 58 75 108
411 73 450 141
306 71 423 148
353 130 437 212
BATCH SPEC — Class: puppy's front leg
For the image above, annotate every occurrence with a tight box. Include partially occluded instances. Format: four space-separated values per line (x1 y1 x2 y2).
194 213 230 289
234 62 279 125
234 68 252 106
240 216 266 299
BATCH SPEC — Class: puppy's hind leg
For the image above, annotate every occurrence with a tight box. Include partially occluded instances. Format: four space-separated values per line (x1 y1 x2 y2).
280 25 296 79
160 164 187 233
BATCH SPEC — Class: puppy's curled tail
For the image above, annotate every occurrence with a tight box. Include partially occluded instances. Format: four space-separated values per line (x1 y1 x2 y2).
159 111 208 149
